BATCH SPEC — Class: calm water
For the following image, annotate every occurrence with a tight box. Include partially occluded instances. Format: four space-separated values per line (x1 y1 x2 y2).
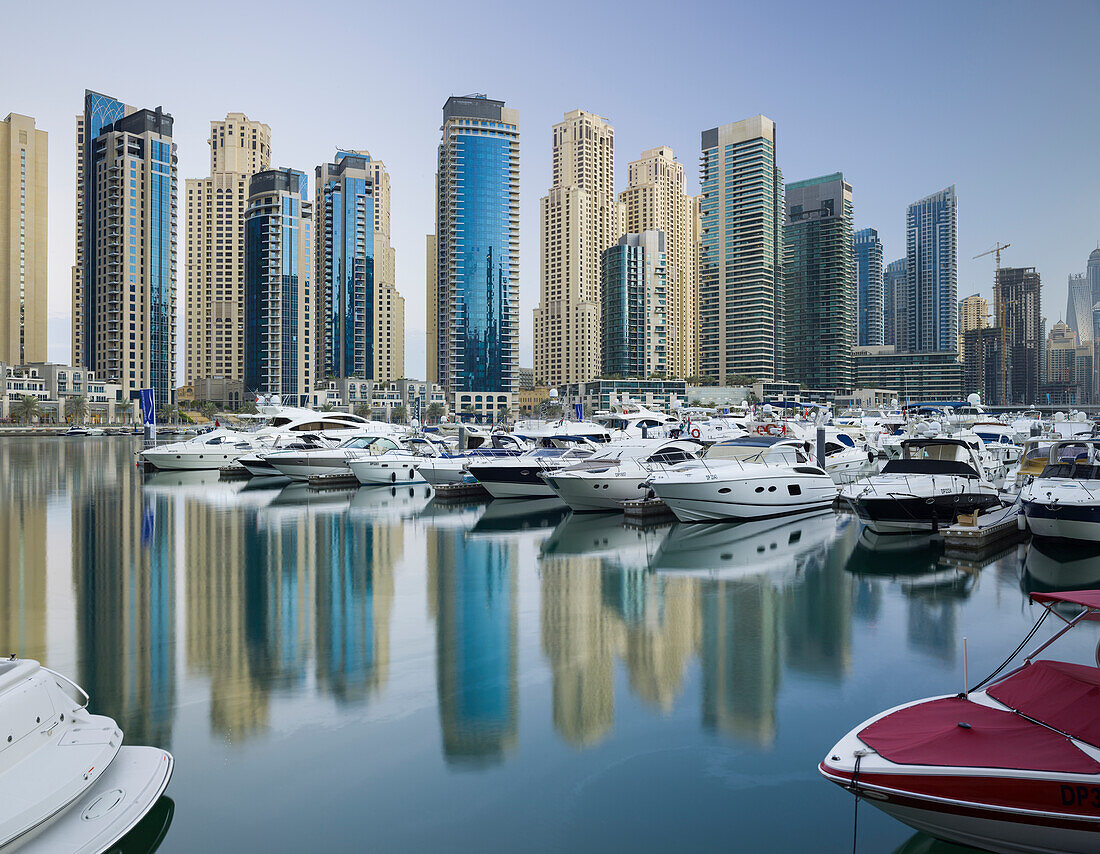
4 435 1099 853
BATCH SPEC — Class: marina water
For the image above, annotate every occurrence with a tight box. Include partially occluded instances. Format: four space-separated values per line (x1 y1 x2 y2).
4 435 1098 853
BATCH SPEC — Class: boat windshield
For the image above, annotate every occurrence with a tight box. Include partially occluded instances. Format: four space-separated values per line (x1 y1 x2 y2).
1039 462 1100 480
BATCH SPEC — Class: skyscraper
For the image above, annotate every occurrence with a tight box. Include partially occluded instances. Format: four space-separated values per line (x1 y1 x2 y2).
883 257 908 349
244 168 312 403
600 231 667 379
906 185 958 353
315 151 404 383
1066 273 1092 343
619 146 698 379
533 110 622 386
425 234 437 383
958 293 990 345
431 95 519 411
783 173 855 390
1089 248 1100 305
995 266 1042 405
184 113 271 386
1 113 47 366
699 116 783 383
853 228 883 347
73 91 176 406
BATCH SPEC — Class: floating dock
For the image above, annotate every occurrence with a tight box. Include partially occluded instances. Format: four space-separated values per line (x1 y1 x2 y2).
307 472 361 491
432 481 490 502
219 465 250 480
621 497 675 525
943 505 1026 557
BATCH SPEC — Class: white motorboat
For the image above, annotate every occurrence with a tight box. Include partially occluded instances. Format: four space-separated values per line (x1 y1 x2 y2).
63 425 105 437
237 432 336 478
541 439 701 512
1020 439 1100 544
346 435 451 485
821 589 1100 854
840 438 1001 534
0 658 173 852
415 434 531 485
262 435 403 481
138 428 260 471
589 401 681 440
466 445 598 499
644 437 838 522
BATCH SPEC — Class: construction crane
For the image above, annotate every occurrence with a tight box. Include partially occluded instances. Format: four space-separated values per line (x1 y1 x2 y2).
974 243 1011 404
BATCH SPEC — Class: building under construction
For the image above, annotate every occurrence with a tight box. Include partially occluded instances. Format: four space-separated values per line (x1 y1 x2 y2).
995 267 1042 405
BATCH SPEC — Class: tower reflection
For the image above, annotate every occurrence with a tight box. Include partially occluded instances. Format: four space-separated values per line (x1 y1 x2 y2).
73 440 176 747
431 528 518 766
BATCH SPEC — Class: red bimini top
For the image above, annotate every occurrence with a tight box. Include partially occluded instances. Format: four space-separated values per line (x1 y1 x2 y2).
858 695 1100 774
987 660 1100 749
1030 590 1100 612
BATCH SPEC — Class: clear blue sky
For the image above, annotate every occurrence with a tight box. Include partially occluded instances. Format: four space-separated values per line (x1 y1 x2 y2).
4 0 1098 378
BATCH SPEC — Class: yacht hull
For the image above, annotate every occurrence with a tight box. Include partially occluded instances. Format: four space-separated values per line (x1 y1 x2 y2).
140 448 251 471
846 493 1002 534
1021 499 1100 544
820 763 1100 854
265 452 356 482
466 465 556 499
542 473 652 512
650 473 837 522
348 459 426 485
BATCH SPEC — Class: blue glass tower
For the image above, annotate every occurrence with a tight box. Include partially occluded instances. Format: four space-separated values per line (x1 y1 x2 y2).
245 168 312 403
316 152 376 380
75 91 177 407
433 96 519 399
600 231 668 378
884 258 908 350
906 186 958 353
853 228 884 347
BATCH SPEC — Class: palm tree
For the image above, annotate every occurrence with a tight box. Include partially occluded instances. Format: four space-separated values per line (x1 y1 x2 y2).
354 403 373 419
391 405 408 424
320 402 335 412
13 395 43 425
67 395 88 424
426 402 445 424
200 401 217 421
240 400 258 415
116 400 133 424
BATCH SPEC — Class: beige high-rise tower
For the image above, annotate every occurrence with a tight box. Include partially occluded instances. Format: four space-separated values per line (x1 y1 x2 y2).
533 110 624 386
1 113 47 366
619 147 698 379
184 113 271 385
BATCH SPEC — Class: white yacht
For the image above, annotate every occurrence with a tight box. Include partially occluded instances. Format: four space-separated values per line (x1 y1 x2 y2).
589 402 681 440
466 445 598 499
644 437 838 522
840 437 1001 534
0 658 173 852
1020 439 1100 544
542 440 701 512
510 418 613 444
346 435 451 485
236 432 336 478
138 428 260 471
416 434 531 485
262 435 403 481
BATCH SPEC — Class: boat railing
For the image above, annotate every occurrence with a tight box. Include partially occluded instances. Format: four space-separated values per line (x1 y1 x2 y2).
41 666 90 709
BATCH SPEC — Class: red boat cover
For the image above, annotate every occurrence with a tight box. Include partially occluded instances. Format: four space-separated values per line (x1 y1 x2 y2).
1030 590 1100 611
858 696 1100 773
987 660 1100 748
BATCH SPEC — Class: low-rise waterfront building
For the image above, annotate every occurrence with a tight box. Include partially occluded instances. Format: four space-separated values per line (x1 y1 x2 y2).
853 347 963 402
555 379 687 415
1 362 125 422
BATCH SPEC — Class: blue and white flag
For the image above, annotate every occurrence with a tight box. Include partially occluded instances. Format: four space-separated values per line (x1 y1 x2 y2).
139 389 156 426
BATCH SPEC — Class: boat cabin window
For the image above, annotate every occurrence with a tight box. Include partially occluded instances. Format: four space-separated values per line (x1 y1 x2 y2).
1054 444 1093 464
646 448 695 464
1040 462 1100 480
1024 445 1052 462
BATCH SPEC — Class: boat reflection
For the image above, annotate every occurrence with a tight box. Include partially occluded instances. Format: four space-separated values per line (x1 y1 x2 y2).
891 830 989 853
541 511 670 571
103 795 175 854
470 497 570 533
1022 538 1100 593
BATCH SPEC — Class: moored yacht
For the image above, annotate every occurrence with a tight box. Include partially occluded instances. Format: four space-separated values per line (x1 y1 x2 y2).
346 435 452 485
416 433 531 485
542 439 701 512
821 589 1100 854
236 432 335 478
1020 439 1100 544
466 444 597 499
138 428 259 471
840 438 1001 534
262 435 403 481
644 437 837 522
0 658 173 852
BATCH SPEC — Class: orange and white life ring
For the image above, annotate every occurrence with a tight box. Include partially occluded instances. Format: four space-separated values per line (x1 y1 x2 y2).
755 425 770 436
760 423 785 437
690 427 702 439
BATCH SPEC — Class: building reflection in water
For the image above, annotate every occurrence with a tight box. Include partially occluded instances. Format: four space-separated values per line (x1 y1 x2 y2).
430 527 518 766
314 513 396 703
0 440 49 660
72 440 176 748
